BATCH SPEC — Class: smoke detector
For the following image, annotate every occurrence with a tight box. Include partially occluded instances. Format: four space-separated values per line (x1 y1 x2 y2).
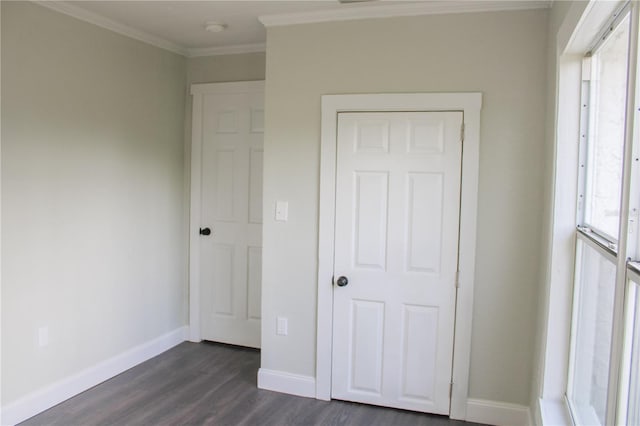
205 22 226 33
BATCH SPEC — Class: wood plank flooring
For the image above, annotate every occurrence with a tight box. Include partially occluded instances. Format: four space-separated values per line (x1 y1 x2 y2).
21 342 485 426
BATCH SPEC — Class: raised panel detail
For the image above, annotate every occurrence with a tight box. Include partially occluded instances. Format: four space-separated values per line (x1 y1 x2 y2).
350 300 384 394
356 121 390 153
214 244 234 316
215 150 235 221
408 119 444 154
354 172 388 270
249 148 263 224
251 108 264 133
247 247 262 320
401 305 438 402
406 173 443 273
217 110 238 134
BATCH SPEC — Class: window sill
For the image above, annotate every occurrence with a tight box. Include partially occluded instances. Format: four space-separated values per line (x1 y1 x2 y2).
540 398 573 426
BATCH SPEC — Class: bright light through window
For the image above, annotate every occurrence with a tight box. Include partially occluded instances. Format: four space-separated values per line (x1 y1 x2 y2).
584 13 630 240
568 241 616 426
564 3 639 426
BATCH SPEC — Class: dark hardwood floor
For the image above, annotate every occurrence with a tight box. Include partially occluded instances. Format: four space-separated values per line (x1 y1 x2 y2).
21 342 485 426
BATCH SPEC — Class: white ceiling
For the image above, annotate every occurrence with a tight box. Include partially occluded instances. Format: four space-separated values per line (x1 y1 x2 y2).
37 1 551 57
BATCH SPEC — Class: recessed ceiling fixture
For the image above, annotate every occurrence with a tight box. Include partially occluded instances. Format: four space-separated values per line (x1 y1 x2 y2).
204 22 226 33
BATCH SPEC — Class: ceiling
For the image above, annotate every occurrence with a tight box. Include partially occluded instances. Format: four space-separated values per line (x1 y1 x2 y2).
36 1 551 57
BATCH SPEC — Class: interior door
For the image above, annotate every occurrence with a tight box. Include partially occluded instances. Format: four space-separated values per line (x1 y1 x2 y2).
197 83 264 348
331 111 463 414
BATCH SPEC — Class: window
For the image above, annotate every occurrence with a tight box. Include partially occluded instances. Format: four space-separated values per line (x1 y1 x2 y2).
568 238 617 425
567 3 640 425
582 11 630 241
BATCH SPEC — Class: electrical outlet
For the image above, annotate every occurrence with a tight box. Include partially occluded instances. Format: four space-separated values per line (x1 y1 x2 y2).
276 317 288 336
275 201 288 221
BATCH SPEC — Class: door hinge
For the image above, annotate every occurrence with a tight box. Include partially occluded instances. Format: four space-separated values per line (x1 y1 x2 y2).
460 123 465 142
449 382 454 399
455 270 460 288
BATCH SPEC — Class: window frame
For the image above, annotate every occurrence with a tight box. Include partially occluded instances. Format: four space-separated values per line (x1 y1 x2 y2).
565 2 640 425
619 266 640 425
576 1 632 245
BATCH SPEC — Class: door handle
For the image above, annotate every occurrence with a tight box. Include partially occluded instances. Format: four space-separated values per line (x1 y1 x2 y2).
336 276 349 287
199 227 211 236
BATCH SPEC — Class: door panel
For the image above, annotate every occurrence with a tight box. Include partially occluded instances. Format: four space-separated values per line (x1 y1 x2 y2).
354 172 389 270
198 87 263 348
406 172 444 273
400 304 438 402
331 111 462 414
350 300 385 395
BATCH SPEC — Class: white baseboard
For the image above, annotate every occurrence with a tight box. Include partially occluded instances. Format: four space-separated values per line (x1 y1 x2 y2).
466 398 532 426
255 371 532 425
257 368 316 398
1 326 189 426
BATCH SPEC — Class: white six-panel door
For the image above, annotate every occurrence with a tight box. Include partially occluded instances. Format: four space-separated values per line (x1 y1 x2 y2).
331 111 463 414
196 83 264 348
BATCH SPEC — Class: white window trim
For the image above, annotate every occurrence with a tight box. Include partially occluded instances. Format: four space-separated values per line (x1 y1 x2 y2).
539 1 638 424
538 48 584 425
316 92 481 420
607 3 639 423
619 266 640 423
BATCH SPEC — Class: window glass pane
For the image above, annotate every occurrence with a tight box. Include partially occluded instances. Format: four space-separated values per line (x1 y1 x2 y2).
621 278 640 425
584 13 630 239
568 241 616 425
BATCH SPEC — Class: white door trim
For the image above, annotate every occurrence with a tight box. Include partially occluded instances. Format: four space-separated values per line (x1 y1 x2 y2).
188 80 265 343
317 93 482 420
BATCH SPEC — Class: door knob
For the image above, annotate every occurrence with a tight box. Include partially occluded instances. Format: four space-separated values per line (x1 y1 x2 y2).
336 276 349 287
199 227 211 236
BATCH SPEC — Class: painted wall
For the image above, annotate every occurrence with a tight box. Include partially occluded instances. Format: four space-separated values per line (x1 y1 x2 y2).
261 9 548 405
187 53 266 85
1 1 187 406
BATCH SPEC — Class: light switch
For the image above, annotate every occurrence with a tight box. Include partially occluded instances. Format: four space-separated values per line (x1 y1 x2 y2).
275 201 288 221
38 326 49 347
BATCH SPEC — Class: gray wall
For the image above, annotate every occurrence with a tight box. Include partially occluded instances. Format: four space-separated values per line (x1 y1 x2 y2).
1 2 187 405
261 9 548 405
187 53 266 85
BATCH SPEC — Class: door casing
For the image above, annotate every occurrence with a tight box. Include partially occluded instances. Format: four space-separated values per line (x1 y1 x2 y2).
317 93 482 420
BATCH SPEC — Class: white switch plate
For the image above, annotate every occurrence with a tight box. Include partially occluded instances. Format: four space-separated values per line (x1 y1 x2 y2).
38 326 49 347
275 201 288 221
276 316 288 336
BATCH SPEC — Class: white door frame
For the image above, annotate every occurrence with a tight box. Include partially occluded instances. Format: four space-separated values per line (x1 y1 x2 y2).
316 93 482 420
188 80 265 343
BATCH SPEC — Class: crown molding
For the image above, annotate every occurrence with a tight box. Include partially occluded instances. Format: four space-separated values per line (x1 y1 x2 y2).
259 0 552 27
33 1 265 58
187 43 266 57
32 0 551 59
33 1 190 57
